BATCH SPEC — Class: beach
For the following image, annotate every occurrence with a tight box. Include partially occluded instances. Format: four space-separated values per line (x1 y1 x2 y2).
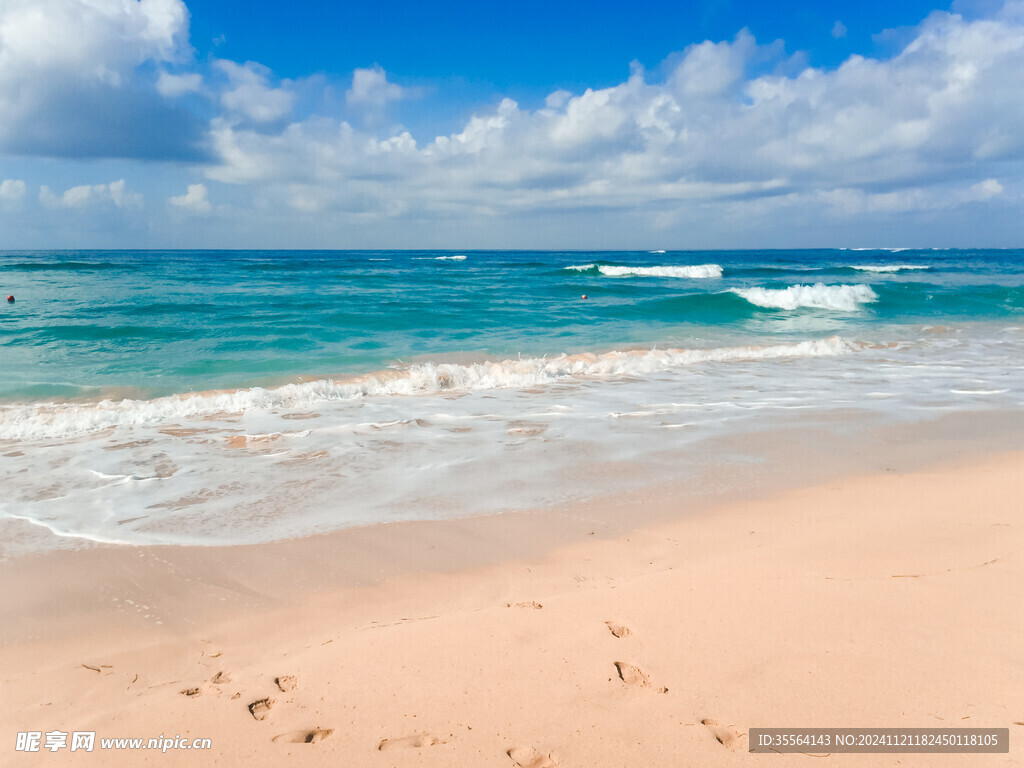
2 248 1022 764
4 0 1024 759
2 414 1021 766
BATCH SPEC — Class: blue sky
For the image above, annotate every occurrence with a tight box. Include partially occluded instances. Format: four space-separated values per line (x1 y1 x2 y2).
0 0 1021 248
187 0 950 84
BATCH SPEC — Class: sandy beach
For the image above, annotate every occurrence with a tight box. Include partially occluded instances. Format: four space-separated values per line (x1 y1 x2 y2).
2 438 1021 766
4 0 1024 762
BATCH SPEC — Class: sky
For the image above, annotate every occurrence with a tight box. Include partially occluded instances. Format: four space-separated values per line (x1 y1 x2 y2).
0 0 1021 249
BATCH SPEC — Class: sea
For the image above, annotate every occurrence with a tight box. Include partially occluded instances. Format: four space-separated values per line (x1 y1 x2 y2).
1 249 1021 552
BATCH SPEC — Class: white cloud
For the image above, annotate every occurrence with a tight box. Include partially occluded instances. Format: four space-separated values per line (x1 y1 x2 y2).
669 29 757 97
818 178 1007 216
967 177 1004 198
199 7 1024 236
156 71 202 97
545 89 572 109
0 0 203 159
0 0 186 79
216 59 295 123
169 183 211 212
40 179 142 208
0 179 26 201
832 20 848 39
345 65 406 109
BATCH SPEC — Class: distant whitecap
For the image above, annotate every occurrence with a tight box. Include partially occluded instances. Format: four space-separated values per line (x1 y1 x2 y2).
851 264 929 273
598 264 723 279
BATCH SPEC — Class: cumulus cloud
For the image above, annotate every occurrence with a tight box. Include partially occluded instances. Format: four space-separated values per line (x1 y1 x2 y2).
668 30 757 98
200 7 1024 235
832 20 848 39
0 0 206 160
169 182 211 212
40 179 142 208
216 60 295 123
0 0 186 78
0 179 26 201
346 65 406 109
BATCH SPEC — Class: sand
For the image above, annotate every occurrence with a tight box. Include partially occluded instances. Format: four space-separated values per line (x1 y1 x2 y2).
1 450 1022 766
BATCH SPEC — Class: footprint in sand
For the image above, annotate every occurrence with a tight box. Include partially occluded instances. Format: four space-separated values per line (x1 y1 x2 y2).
211 671 231 685
248 698 275 721
613 661 649 688
605 621 630 638
507 746 559 768
275 675 297 692
378 733 444 751
272 728 333 744
701 718 745 751
508 601 543 609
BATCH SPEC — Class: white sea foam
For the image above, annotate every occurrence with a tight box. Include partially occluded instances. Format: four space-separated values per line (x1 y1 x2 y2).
851 265 929 273
845 247 913 252
597 264 723 278
411 255 466 261
649 249 666 253
4 513 136 546
562 263 722 277
0 337 857 440
733 284 878 311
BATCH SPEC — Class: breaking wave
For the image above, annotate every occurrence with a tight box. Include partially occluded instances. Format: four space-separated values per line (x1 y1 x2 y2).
565 263 723 278
0 337 858 440
732 284 878 311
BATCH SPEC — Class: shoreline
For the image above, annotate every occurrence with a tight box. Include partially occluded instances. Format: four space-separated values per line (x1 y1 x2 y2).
0 335 860 415
2 418 1022 765
4 398 1022 557
2 409 1022 619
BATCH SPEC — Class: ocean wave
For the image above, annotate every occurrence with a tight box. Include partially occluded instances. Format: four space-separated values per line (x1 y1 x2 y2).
0 337 858 440
599 264 722 278
732 284 878 311
850 265 929 273
564 263 723 278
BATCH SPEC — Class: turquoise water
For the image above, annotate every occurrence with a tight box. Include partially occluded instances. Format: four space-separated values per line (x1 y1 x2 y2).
1 249 1022 551
2 249 1021 402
